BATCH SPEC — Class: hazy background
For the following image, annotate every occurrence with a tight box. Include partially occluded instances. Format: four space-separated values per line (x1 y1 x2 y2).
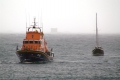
0 0 120 34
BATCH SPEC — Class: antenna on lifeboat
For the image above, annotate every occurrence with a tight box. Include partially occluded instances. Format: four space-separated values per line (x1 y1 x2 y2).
33 17 36 28
41 9 43 31
25 10 27 32
25 0 28 33
38 11 40 28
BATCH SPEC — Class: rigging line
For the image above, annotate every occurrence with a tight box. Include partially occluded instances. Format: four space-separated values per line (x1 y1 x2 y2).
40 9 46 40
41 9 43 32
38 11 39 27
25 9 27 32
24 0 27 32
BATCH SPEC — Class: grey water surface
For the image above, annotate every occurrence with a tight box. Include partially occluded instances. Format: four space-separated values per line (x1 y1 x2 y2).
0 34 120 80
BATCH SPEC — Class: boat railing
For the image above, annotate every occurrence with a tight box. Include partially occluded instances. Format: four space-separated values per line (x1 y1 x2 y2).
27 27 42 32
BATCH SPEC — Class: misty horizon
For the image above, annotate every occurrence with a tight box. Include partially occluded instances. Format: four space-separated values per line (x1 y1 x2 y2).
0 0 120 34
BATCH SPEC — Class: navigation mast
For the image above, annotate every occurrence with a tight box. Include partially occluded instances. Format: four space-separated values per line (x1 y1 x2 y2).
96 13 99 47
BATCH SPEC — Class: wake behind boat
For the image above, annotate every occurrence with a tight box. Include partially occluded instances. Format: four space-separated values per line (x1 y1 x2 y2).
92 13 104 56
16 18 54 63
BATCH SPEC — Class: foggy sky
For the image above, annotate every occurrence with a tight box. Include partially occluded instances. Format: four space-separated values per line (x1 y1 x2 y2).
0 0 120 34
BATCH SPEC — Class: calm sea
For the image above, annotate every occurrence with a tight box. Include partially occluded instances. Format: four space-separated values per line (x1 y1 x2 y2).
0 34 120 80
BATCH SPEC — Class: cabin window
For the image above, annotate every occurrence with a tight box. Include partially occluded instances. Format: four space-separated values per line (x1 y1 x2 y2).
30 41 33 43
23 41 29 44
23 41 41 44
34 41 41 44
35 41 38 44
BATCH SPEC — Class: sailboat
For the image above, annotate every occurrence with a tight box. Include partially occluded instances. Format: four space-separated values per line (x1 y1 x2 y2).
92 13 104 56
16 18 54 63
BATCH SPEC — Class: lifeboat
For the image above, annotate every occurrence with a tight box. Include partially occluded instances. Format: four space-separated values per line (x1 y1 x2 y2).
16 18 54 63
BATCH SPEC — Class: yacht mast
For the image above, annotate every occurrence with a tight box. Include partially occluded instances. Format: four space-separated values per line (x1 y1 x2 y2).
96 13 99 47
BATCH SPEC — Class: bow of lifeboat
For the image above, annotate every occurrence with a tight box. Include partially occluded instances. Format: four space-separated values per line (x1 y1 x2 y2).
16 18 54 63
